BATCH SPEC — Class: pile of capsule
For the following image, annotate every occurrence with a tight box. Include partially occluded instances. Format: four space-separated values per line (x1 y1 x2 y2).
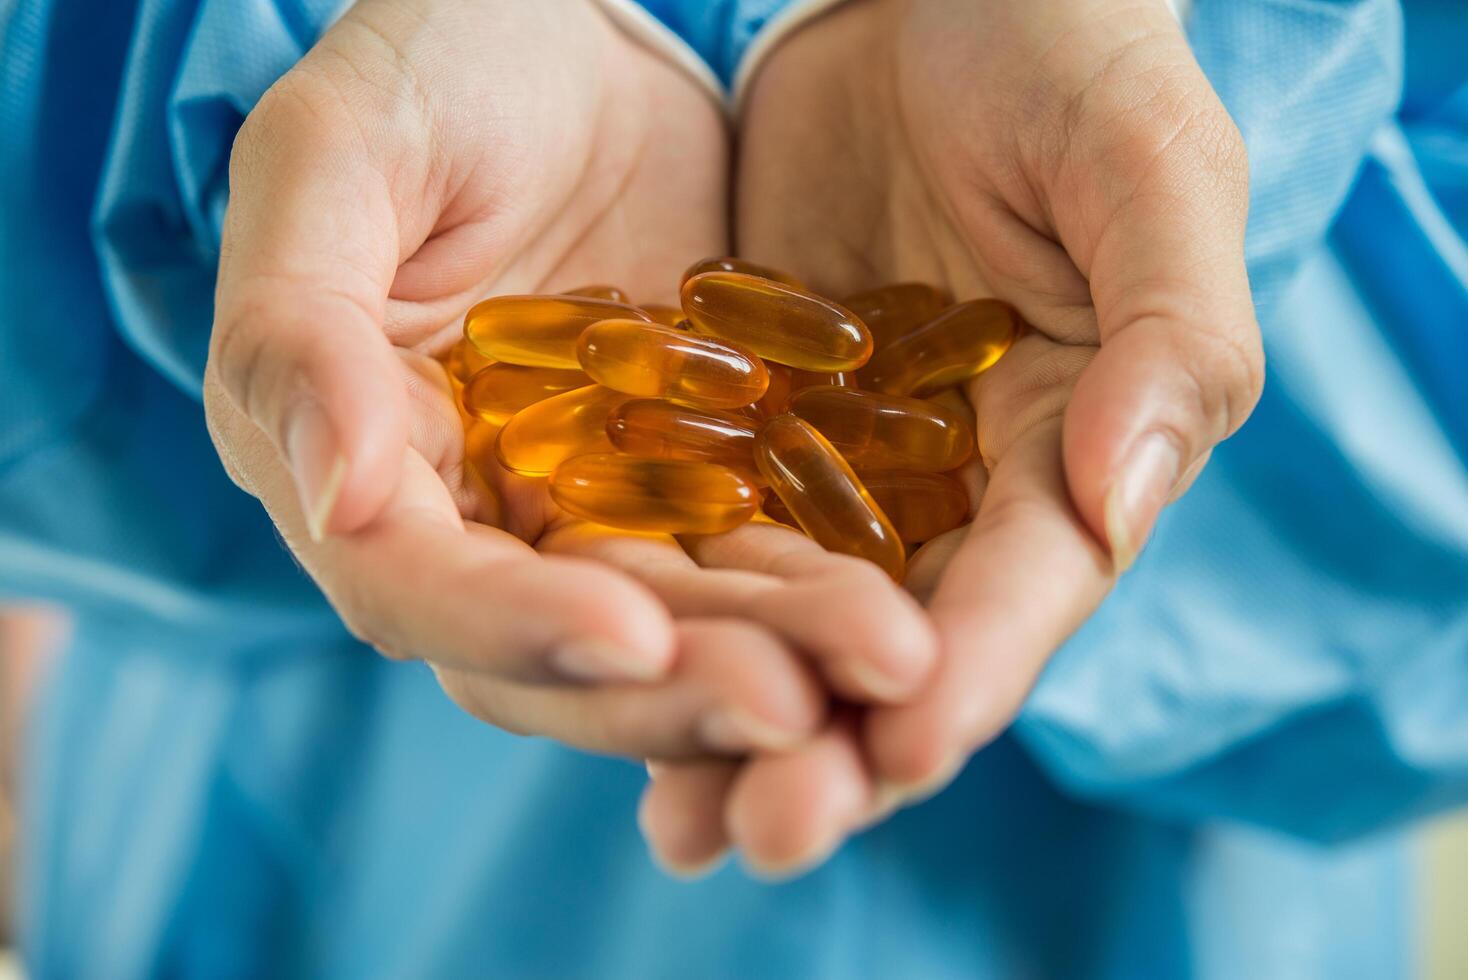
441 258 1019 582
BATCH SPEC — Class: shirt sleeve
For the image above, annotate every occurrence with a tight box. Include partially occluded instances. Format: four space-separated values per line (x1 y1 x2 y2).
1017 0 1468 845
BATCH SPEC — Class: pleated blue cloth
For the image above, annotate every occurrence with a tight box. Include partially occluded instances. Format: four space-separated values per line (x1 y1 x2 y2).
1 0 1463 976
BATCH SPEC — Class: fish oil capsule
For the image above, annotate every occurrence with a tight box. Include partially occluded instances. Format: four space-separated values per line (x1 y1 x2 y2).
576 319 769 408
462 364 589 426
843 283 952 350
640 304 686 328
790 369 856 392
862 299 1019 396
465 296 650 369
926 387 974 421
607 399 762 477
788 387 974 472
754 364 795 418
854 471 970 543
682 272 872 372
444 338 494 384
755 415 906 581
680 256 804 289
565 285 630 303
549 454 758 534
494 385 625 477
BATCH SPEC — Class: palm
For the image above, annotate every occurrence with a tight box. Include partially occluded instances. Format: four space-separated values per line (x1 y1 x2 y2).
638 0 1261 874
246 1 938 744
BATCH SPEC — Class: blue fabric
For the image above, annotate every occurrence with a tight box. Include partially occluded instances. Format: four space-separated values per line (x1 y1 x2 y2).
1 0 1463 977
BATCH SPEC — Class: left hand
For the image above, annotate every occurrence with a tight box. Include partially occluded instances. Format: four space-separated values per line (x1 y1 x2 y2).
639 0 1265 876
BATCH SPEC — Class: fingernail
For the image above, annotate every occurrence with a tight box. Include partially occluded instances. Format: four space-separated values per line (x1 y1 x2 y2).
858 783 906 831
744 834 842 882
892 753 965 805
698 708 804 753
844 659 914 703
284 402 347 543
650 848 730 882
1104 431 1182 574
552 639 662 683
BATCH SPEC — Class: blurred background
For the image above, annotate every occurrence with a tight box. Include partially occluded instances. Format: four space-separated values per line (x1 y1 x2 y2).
0 604 1464 977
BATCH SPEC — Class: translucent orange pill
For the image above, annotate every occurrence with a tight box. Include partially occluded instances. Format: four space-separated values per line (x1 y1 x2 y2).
576 319 769 408
788 387 974 471
926 387 974 420
862 299 1019 396
494 385 625 477
855 470 970 543
790 369 856 392
565 285 630 303
549 454 757 534
754 364 795 418
606 399 762 477
755 415 906 581
462 364 589 425
843 283 952 350
444 338 494 384
465 296 651 369
682 272 872 372
640 304 686 328
680 256 804 289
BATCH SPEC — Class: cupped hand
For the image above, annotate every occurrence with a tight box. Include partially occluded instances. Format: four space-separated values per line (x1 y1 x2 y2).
205 0 934 769
641 0 1264 875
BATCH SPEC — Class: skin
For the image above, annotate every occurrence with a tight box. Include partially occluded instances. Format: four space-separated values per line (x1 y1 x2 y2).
640 0 1265 876
206 0 936 775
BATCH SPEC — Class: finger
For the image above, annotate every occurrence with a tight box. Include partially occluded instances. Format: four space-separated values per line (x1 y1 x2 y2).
435 618 828 759
544 522 939 703
866 417 1113 791
726 717 873 879
639 761 739 878
221 385 678 683
683 524 938 702
211 70 412 542
1058 51 1264 571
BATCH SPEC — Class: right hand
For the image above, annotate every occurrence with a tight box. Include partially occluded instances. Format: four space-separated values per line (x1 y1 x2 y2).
205 0 936 772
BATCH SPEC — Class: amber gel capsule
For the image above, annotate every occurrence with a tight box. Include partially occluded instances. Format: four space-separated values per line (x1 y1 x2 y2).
790 369 856 392
863 299 1019 396
856 471 970 543
640 304 686 328
465 296 650 369
682 272 872 372
444 339 494 384
577 319 769 408
565 284 630 303
607 399 762 476
755 415 906 581
789 387 974 472
462 364 589 426
680 256 804 289
494 385 625 477
754 364 795 419
843 283 952 350
549 454 758 534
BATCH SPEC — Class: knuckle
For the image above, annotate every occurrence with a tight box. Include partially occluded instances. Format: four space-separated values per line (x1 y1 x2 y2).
208 300 271 415
1185 318 1265 433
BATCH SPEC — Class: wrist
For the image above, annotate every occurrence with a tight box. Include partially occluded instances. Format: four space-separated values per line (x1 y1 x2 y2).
732 0 1193 114
591 0 726 110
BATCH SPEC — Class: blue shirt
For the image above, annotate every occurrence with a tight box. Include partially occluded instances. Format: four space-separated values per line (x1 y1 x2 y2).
2 0 1465 976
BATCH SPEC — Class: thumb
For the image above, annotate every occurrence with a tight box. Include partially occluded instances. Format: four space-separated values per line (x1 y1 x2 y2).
209 80 411 541
1061 85 1265 572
